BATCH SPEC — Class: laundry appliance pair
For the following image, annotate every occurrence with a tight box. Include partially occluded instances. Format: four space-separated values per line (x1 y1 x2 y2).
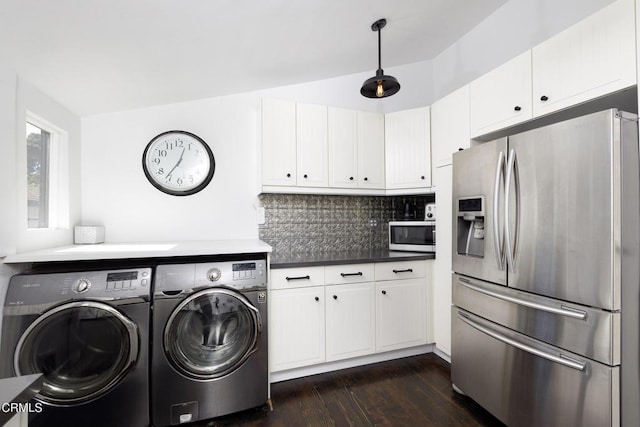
0 255 268 426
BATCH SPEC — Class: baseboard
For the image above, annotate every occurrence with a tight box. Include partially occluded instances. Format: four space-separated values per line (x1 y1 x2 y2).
432 346 451 363
270 344 435 383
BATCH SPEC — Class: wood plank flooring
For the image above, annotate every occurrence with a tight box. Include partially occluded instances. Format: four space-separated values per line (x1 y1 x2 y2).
199 353 505 426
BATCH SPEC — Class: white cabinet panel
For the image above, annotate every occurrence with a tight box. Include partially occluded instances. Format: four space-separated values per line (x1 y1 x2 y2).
270 266 325 290
296 103 328 187
261 98 296 186
431 85 471 168
376 278 428 352
270 286 325 371
328 107 358 188
385 107 431 189
532 0 636 117
357 111 385 189
325 282 376 361
432 165 453 356
470 51 532 138
324 263 375 285
374 260 426 281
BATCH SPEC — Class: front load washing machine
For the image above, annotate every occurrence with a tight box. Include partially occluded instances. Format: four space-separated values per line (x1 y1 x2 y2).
151 257 267 426
0 267 151 426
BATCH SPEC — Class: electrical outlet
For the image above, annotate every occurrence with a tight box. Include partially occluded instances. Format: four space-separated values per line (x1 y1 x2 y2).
369 218 378 227
256 206 266 225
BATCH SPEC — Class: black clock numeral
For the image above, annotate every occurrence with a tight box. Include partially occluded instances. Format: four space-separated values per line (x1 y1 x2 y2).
157 168 164 175
153 158 160 164
176 139 184 148
165 141 173 150
177 177 183 185
156 149 168 157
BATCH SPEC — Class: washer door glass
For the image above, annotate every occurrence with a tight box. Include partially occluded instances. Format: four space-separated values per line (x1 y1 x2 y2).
15 301 138 404
164 288 260 379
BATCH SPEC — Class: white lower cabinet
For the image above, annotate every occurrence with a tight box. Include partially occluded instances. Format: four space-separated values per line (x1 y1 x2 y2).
325 282 376 361
375 278 428 352
270 286 325 372
269 260 431 374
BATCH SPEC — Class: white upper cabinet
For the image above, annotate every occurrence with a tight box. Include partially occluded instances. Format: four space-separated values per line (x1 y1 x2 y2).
469 51 532 138
261 98 297 186
328 107 358 188
357 111 385 189
431 85 470 168
532 0 636 117
296 103 328 187
328 108 385 190
385 106 431 189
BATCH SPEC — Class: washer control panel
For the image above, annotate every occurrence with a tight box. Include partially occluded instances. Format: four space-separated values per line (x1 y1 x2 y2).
6 268 152 306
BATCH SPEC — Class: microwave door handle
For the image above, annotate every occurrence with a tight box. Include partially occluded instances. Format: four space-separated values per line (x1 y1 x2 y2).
505 149 519 271
493 151 506 270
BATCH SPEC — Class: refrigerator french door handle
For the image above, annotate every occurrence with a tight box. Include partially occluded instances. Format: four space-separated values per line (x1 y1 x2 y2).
493 151 506 270
457 277 587 320
504 149 520 271
457 311 587 372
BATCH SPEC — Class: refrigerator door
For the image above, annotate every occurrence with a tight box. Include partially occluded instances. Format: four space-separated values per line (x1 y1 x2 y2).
452 138 507 286
507 109 627 310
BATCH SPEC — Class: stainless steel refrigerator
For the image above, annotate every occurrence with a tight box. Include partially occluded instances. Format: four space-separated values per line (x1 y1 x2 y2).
451 109 640 427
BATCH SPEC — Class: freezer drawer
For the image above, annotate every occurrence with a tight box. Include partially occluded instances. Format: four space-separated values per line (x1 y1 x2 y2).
452 308 619 427
453 273 620 366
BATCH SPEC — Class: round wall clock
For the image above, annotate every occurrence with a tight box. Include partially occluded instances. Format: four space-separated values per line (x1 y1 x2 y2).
142 130 215 196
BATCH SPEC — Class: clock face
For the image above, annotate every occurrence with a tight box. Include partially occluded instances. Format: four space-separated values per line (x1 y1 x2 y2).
142 130 215 196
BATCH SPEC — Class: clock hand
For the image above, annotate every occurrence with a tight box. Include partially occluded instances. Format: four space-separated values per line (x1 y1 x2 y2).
165 148 186 179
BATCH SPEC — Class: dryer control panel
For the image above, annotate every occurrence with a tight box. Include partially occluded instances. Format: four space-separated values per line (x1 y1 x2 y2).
156 259 267 292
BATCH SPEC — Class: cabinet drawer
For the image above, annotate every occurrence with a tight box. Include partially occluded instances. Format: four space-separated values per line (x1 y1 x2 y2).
324 264 375 285
270 266 325 289
375 260 426 281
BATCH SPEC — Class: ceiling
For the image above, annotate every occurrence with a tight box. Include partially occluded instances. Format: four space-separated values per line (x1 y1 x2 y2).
1 0 507 116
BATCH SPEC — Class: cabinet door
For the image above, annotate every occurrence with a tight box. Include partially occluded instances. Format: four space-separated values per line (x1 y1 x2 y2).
431 85 471 169
325 282 376 361
357 111 385 189
469 51 532 138
432 165 453 355
270 286 325 371
385 107 431 189
262 98 296 186
532 0 636 117
296 103 328 187
376 278 427 352
328 107 358 188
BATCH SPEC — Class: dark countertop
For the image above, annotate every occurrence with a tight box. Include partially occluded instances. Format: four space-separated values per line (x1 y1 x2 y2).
270 250 435 269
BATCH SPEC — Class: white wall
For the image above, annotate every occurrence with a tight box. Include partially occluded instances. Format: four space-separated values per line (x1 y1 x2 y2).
0 69 17 257
80 61 434 243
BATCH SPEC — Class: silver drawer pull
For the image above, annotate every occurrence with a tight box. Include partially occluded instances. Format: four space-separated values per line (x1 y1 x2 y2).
458 311 586 372
458 277 587 320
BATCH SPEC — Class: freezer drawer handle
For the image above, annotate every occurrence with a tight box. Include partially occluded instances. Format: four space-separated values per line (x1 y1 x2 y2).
458 278 587 320
458 311 587 372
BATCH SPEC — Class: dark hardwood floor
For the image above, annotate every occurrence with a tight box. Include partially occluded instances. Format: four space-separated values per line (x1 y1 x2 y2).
200 354 505 426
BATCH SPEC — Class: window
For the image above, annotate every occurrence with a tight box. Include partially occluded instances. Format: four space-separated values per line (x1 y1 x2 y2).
26 116 63 230
27 122 50 228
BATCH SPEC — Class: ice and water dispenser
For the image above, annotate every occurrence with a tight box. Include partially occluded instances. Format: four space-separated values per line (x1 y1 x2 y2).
456 196 485 257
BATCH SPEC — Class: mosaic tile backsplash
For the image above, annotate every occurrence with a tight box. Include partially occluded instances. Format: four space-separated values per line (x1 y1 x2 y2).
258 193 434 255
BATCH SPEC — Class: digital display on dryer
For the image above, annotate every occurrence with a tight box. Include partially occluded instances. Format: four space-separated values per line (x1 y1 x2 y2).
107 271 138 281
232 263 256 271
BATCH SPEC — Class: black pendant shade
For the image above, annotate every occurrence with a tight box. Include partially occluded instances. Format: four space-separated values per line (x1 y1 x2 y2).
361 18 400 99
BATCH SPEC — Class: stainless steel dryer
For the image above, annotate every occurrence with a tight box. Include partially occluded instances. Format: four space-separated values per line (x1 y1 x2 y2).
0 267 151 426
151 258 267 426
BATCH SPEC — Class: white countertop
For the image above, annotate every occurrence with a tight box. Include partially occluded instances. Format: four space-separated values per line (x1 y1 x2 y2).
2 239 272 264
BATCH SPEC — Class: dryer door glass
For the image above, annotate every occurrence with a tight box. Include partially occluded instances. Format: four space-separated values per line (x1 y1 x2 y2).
165 288 260 379
15 301 138 404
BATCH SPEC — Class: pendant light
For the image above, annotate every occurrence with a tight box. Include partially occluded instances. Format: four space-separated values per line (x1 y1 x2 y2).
361 18 400 99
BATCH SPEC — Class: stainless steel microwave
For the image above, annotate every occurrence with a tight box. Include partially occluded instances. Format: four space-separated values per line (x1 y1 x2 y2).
389 221 436 252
